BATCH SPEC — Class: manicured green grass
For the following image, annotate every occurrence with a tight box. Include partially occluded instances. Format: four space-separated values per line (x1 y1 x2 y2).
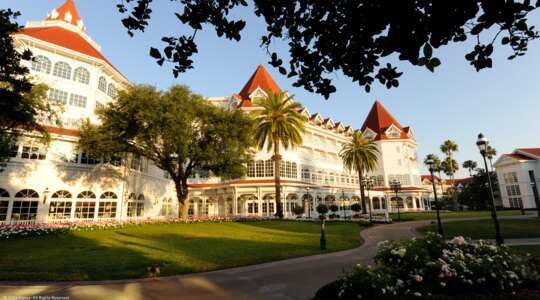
419 218 540 239
0 220 363 281
391 210 523 221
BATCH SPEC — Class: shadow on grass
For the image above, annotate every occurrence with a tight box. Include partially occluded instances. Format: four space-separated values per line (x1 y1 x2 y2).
0 222 361 281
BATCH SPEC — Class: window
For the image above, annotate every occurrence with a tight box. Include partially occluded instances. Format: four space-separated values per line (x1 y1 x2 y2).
127 194 144 217
509 197 523 208
255 160 265 177
247 161 256 177
53 61 71 79
98 76 107 92
161 198 173 216
75 191 96 219
48 88 69 104
506 185 521 197
12 189 40 221
73 67 90 84
98 202 117 218
69 93 87 108
248 202 258 214
9 144 19 158
49 190 72 220
80 152 99 164
21 141 47 160
31 55 52 74
107 83 117 98
264 160 274 177
503 172 519 184
0 189 9 221
302 168 311 181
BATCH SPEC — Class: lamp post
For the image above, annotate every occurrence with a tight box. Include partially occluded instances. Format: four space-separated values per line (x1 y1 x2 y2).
42 187 49 204
426 158 444 235
477 133 504 246
390 180 402 221
362 178 374 222
305 186 311 219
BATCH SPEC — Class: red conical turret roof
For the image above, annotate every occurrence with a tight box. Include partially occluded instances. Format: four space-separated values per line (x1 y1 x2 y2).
46 0 83 29
361 100 409 140
237 65 281 107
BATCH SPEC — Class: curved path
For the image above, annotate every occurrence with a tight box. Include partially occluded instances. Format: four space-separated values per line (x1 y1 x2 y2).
0 215 534 300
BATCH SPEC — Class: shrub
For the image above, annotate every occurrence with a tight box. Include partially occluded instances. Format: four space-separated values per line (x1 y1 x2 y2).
316 232 540 299
350 203 361 212
316 204 329 215
292 205 305 216
329 204 339 212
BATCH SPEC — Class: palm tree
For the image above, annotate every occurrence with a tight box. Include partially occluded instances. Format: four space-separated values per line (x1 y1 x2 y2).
485 145 497 170
462 160 478 176
339 131 380 215
441 157 459 178
440 140 458 180
424 154 445 199
253 91 307 218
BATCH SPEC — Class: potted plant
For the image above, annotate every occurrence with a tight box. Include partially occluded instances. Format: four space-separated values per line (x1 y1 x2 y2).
292 205 305 218
329 204 338 219
316 203 329 220
350 203 361 218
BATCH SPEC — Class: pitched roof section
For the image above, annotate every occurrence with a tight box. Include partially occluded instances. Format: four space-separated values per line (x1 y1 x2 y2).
517 148 540 157
238 65 281 107
14 26 118 73
361 100 408 140
46 0 84 29
504 153 534 161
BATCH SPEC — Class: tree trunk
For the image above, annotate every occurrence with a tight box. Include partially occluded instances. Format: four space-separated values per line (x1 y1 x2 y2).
174 178 190 220
358 170 367 214
274 140 284 218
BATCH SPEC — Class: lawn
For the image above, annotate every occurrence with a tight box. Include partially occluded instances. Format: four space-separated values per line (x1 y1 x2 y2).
418 218 540 239
511 245 540 258
0 220 363 281
390 210 523 221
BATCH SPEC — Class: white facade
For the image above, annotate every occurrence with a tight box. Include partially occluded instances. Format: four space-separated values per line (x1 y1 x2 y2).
494 149 540 209
0 1 428 224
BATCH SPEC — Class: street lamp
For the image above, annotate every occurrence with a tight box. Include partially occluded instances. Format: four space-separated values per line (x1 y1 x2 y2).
390 180 402 221
42 187 49 204
362 178 374 222
426 158 444 235
477 133 504 245
305 186 311 219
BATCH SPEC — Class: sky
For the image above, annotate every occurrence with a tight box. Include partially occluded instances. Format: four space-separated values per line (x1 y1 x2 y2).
6 0 540 178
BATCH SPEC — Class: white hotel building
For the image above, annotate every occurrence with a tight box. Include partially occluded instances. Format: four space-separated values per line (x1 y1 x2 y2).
0 0 428 224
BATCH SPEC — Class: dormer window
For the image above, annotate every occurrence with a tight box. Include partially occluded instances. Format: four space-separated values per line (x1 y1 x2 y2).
363 128 376 140
385 125 401 139
248 87 268 101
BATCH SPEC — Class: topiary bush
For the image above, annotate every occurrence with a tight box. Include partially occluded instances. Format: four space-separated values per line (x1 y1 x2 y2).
315 232 540 299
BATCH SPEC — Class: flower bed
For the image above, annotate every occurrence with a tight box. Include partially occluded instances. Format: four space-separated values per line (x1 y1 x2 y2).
315 232 540 299
0 215 265 240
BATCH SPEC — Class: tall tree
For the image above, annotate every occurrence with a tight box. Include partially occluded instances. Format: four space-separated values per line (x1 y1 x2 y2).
339 131 380 215
485 145 497 170
252 91 307 218
462 160 478 176
457 169 500 210
0 9 57 167
440 140 458 179
79 85 254 219
117 1 539 98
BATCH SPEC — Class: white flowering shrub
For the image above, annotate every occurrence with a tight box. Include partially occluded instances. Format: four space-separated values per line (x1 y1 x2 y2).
316 232 540 299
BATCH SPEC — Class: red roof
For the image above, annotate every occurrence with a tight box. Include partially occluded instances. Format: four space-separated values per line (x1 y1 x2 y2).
517 148 540 157
46 0 82 28
421 175 441 183
505 153 535 161
238 65 281 107
361 100 409 140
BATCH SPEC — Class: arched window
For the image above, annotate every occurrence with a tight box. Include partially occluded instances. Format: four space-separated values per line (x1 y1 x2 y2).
73 67 90 84
100 192 117 199
31 55 51 74
75 191 96 219
53 61 71 79
12 189 39 221
127 193 144 217
49 190 72 220
98 76 107 92
0 188 9 221
107 83 117 98
15 189 39 198
98 191 117 219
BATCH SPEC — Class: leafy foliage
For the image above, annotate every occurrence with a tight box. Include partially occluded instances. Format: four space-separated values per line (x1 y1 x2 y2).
117 1 539 98
79 85 254 218
462 160 478 176
316 203 329 215
0 9 58 168
316 233 540 299
457 169 500 210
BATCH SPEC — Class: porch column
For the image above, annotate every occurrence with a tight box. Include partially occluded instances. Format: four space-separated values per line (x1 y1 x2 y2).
233 188 238 216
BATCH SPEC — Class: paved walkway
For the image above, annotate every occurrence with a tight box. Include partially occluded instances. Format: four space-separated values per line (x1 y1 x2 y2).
0 214 537 300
